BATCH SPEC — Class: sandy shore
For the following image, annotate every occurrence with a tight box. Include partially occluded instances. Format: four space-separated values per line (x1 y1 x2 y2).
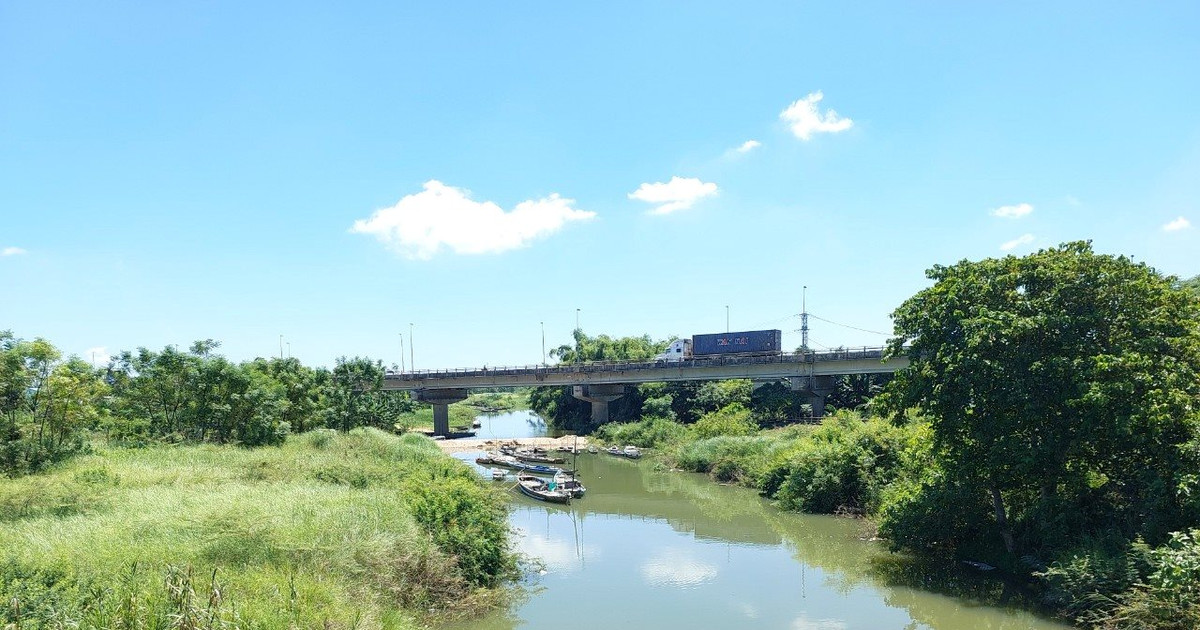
434 434 590 454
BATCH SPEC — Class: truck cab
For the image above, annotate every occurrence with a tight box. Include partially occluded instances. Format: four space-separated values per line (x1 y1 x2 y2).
654 338 693 363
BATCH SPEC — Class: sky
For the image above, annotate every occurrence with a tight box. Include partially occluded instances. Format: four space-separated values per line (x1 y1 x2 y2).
2 1 1198 370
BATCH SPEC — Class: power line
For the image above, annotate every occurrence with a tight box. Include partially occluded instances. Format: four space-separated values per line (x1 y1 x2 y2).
807 313 890 336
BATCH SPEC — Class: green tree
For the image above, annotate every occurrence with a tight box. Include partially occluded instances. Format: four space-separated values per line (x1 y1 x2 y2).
881 241 1200 557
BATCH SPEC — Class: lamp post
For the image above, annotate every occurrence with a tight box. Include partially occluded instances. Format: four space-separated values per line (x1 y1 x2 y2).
575 308 581 362
541 321 546 366
399 333 405 373
726 305 729 333
279 335 283 360
409 323 414 372
287 342 291 359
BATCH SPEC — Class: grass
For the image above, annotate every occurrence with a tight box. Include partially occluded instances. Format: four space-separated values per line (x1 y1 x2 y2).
463 391 529 413
394 404 479 432
0 428 516 629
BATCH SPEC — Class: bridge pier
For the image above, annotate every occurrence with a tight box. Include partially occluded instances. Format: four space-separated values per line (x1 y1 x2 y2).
788 375 836 419
414 388 469 436
572 384 626 425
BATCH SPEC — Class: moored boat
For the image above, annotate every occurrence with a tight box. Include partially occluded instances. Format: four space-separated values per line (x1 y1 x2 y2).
553 472 586 498
515 474 572 504
491 468 506 481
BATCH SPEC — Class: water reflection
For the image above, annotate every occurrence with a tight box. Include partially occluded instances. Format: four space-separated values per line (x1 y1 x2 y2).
469 410 552 440
445 453 1072 630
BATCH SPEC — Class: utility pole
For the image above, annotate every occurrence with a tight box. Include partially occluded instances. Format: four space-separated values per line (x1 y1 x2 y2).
801 286 809 351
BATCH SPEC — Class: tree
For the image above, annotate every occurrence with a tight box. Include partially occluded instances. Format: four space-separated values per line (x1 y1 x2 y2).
881 242 1200 556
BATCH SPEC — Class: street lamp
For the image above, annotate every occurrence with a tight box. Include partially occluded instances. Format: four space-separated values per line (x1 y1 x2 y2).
575 308 581 362
399 333 405 373
726 305 729 333
541 321 546 366
279 334 283 360
409 323 414 372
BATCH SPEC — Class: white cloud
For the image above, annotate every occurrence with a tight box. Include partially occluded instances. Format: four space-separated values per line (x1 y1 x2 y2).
991 203 1033 219
1065 195 1082 207
735 140 761 153
629 176 719 215
2 247 27 256
640 549 718 588
1163 216 1191 232
1000 233 1035 251
780 91 853 140
350 180 595 260
792 615 848 630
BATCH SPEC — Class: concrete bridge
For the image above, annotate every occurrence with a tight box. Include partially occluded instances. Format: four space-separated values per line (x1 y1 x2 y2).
384 347 908 435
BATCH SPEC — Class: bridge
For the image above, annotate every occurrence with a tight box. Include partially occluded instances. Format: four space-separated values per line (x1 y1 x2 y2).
383 347 908 435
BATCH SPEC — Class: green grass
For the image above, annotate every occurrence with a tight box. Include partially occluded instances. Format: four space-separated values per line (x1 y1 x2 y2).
463 391 529 413
394 404 479 432
0 428 516 629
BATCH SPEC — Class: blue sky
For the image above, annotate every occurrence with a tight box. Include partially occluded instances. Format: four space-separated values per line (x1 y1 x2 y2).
2 1 1197 369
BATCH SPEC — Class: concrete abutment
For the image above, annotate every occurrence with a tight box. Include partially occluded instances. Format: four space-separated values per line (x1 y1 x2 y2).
572 384 627 425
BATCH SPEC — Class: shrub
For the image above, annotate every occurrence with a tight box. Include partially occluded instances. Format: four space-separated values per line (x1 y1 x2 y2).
595 416 688 449
692 403 757 439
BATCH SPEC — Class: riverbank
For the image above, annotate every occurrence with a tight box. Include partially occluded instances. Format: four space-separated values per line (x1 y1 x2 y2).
435 434 589 454
0 428 516 628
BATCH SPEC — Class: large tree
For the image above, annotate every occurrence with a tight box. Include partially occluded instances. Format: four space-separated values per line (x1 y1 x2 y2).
882 242 1200 556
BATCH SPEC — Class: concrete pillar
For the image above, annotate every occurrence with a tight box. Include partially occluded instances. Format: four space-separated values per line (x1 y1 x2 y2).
572 384 626 425
414 388 469 436
787 375 836 419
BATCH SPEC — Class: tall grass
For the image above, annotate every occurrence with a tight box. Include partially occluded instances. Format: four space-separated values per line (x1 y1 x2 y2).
0 428 516 629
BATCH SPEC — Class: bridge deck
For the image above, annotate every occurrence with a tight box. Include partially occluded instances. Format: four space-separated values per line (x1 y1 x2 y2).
382 347 906 391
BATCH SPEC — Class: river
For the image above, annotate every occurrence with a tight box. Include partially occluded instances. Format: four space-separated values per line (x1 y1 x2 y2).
447 411 1071 630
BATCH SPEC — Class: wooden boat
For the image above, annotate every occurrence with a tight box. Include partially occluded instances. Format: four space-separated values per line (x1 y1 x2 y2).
513 450 566 464
516 474 572 504
491 468 506 481
484 453 573 475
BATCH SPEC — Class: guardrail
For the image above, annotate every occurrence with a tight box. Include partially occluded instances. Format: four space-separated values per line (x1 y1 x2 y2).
383 346 891 382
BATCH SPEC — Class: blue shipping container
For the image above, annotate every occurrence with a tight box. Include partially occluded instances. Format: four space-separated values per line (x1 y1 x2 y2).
691 330 782 356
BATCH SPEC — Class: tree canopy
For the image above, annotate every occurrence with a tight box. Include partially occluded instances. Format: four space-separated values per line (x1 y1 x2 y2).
881 241 1200 556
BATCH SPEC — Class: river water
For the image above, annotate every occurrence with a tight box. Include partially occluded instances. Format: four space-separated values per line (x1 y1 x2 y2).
447 412 1071 630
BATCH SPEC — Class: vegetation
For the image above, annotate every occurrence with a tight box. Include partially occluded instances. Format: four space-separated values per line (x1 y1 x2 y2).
0 428 516 628
465 390 530 413
583 243 1200 629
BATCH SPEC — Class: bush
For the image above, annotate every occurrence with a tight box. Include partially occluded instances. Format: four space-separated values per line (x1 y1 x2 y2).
692 403 757 439
673 435 775 484
768 413 913 515
595 416 688 449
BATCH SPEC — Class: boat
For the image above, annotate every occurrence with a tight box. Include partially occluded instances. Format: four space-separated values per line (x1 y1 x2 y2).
515 474 572 504
490 468 506 481
513 450 566 464
605 445 643 459
483 452 574 475
553 472 586 498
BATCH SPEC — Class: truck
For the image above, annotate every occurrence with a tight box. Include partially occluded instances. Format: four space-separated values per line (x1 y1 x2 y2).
654 329 783 362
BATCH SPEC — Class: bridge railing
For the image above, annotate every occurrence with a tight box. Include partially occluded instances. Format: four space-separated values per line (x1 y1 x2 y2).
384 346 891 383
